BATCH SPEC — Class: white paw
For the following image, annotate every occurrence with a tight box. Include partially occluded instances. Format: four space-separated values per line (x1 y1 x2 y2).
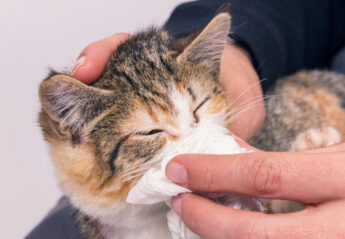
291 126 342 152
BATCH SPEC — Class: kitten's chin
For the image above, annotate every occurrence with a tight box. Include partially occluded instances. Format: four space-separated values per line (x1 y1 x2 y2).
74 196 171 238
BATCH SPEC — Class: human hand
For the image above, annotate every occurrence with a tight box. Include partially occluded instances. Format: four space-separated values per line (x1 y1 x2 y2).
71 33 130 84
220 44 264 140
72 35 264 140
166 142 345 238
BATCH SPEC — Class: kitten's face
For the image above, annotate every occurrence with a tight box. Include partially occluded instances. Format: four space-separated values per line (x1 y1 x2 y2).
39 13 230 212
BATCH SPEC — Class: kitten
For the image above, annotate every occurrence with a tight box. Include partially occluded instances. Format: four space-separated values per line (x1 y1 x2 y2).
38 12 345 238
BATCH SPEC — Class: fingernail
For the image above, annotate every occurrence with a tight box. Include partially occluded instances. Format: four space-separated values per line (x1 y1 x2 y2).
72 56 86 75
172 196 182 216
166 161 187 184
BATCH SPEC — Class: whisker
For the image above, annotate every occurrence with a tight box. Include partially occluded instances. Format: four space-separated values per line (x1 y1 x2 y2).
231 104 266 121
121 171 147 182
227 78 268 108
224 103 266 123
120 155 165 182
120 164 157 182
224 101 266 121
122 165 138 175
224 96 271 120
227 95 266 114
225 101 266 120
121 164 154 178
122 158 159 175
229 95 272 112
220 94 273 120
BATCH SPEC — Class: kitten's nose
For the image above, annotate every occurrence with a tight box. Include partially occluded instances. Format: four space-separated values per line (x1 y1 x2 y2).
190 121 197 128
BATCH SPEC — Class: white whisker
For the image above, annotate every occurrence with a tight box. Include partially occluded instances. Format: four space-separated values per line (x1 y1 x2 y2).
225 101 266 120
121 171 147 182
224 103 266 124
224 96 271 120
227 95 265 114
227 78 268 108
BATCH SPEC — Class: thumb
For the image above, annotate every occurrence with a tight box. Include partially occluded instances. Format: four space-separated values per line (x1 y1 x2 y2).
72 33 130 84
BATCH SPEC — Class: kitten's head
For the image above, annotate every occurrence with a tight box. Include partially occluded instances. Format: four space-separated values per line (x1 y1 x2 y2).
39 13 231 215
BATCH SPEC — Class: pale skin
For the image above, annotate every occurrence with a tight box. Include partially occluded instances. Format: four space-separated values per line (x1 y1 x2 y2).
72 33 345 238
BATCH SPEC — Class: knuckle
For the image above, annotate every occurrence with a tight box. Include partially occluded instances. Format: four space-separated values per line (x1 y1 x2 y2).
204 165 216 192
245 153 281 195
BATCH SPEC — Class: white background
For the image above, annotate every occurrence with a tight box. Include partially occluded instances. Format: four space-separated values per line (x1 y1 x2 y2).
0 1 185 238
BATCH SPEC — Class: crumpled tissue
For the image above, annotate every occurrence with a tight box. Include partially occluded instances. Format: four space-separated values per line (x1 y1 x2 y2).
126 124 266 239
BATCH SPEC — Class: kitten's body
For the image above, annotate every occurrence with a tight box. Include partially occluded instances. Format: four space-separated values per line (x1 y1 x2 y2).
39 13 345 238
251 70 345 152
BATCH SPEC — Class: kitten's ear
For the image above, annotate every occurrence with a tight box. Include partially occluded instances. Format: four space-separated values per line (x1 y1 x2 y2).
39 74 115 135
177 13 231 70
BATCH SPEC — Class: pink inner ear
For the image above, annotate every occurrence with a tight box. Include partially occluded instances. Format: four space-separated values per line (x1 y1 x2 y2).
176 13 230 70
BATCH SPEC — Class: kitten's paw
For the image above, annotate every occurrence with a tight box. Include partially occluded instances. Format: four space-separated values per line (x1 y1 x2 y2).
291 126 342 152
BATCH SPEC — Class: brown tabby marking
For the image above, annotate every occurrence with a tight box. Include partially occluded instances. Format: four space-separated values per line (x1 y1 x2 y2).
284 74 345 138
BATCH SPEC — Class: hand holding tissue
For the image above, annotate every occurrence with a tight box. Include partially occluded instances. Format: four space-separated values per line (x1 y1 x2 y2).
126 124 266 239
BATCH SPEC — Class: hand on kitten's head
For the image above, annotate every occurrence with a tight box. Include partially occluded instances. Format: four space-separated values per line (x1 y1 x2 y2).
71 33 264 140
72 33 130 84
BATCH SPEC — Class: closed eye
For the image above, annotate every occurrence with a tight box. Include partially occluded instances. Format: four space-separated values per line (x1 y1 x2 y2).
137 129 164 136
193 97 210 123
109 129 162 170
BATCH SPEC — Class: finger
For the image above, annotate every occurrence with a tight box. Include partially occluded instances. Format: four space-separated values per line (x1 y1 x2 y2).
173 193 337 239
167 151 345 203
72 33 130 84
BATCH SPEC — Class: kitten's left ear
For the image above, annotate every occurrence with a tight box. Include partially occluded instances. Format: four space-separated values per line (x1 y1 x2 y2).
177 13 231 70
39 74 115 136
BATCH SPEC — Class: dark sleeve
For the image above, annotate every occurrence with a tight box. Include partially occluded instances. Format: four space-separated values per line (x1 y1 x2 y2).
25 197 84 239
164 0 345 91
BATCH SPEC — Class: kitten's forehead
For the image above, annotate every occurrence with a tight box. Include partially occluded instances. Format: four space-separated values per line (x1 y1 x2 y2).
93 29 176 88
90 28 222 135
91 29 180 112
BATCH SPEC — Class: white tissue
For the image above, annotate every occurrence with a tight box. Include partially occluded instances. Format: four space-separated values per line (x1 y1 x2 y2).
126 123 265 239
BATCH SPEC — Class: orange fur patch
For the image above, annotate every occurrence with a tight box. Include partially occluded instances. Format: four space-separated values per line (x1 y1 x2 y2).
206 95 225 114
285 80 345 139
313 89 345 139
50 141 134 208
177 81 184 94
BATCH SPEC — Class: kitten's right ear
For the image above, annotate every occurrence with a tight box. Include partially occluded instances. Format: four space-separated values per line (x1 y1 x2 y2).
39 74 115 136
177 13 231 71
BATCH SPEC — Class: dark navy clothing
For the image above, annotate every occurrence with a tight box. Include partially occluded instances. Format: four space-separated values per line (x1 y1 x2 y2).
165 0 345 91
26 197 83 239
27 1 345 238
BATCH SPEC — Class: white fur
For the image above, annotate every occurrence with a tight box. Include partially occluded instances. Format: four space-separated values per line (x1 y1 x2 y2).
125 89 264 239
